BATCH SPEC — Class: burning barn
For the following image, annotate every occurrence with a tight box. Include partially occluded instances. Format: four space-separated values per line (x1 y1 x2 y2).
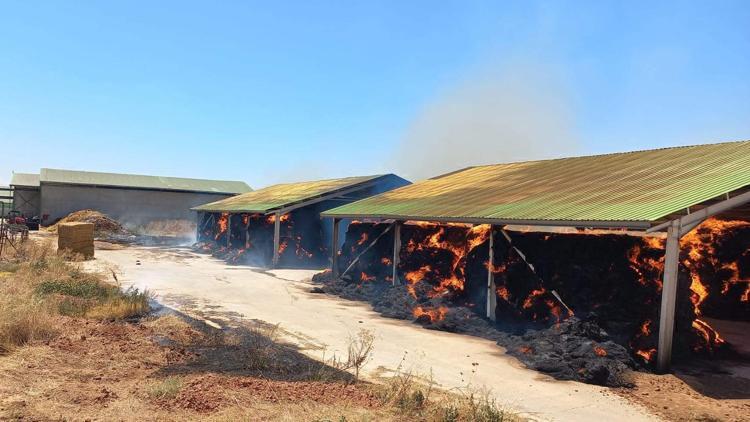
192 174 409 268
319 140 750 381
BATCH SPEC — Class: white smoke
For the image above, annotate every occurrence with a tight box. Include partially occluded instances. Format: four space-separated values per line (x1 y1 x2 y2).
394 63 580 181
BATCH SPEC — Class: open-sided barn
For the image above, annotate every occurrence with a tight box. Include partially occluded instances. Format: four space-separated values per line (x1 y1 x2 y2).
321 140 750 373
193 174 409 268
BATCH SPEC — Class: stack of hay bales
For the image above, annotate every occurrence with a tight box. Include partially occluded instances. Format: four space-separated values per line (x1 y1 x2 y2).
58 222 95 259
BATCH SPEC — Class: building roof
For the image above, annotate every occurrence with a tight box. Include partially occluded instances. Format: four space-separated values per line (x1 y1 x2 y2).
37 168 251 194
322 140 750 229
10 173 40 187
0 186 11 204
193 174 393 213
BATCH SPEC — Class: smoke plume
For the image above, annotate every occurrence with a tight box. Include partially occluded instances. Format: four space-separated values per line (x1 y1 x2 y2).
394 63 580 181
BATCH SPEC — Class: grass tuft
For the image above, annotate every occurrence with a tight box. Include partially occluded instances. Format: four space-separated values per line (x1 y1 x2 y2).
146 376 183 399
0 240 150 352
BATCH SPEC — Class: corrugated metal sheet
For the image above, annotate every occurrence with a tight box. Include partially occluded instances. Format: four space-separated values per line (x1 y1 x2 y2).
10 173 40 187
322 140 750 228
39 168 251 194
193 175 388 213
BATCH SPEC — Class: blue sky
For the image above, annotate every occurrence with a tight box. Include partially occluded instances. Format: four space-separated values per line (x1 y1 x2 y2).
1 1 748 187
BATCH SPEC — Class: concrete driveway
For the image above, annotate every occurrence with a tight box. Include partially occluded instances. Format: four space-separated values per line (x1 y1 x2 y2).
88 245 658 422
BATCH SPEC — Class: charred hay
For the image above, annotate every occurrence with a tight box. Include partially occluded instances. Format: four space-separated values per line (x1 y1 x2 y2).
313 219 748 387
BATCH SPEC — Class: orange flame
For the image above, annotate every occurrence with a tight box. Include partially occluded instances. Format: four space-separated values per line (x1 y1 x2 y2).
357 232 369 245
413 305 448 322
215 213 229 240
266 214 290 224
635 348 657 363
594 346 608 357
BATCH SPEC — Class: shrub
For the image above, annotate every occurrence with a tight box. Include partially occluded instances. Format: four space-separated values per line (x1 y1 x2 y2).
146 376 183 399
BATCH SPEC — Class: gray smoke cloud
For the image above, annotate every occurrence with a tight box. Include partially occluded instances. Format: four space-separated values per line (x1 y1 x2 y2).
393 63 581 181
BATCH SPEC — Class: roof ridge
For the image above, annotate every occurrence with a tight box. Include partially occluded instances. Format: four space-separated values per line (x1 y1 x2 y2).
40 167 246 183
469 138 750 170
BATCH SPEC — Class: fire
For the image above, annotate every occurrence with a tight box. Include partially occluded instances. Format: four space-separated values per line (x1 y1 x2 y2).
518 346 533 354
215 213 229 240
381 257 392 265
689 273 709 315
357 232 369 245
594 346 608 357
639 319 651 336
496 286 510 301
413 305 448 322
523 288 546 309
635 348 657 363
360 272 375 282
692 318 725 351
266 214 290 224
403 224 491 298
466 224 491 251
405 265 432 298
278 239 288 255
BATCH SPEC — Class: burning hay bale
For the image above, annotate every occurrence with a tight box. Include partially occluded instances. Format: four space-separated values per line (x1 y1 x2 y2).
194 210 327 268
314 218 748 386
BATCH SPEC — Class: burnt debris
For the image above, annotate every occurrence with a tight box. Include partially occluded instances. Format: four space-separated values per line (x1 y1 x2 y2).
313 219 748 386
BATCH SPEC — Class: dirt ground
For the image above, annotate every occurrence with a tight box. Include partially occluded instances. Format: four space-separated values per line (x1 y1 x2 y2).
83 243 661 422
0 313 393 421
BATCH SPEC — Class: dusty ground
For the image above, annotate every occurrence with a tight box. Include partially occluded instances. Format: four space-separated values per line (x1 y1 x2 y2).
84 244 663 422
0 313 396 421
615 318 750 422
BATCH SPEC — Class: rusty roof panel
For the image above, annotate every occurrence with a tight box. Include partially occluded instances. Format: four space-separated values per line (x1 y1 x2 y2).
322 140 750 227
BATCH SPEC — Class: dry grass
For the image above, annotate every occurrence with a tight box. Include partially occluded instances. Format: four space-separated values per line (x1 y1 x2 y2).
0 241 149 353
147 376 184 399
1 241 523 421
374 357 522 422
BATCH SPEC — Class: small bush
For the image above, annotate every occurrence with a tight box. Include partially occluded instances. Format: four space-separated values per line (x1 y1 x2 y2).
37 278 114 299
85 288 151 321
146 376 183 399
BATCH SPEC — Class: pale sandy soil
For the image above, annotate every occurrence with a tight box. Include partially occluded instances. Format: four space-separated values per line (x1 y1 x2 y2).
86 244 659 422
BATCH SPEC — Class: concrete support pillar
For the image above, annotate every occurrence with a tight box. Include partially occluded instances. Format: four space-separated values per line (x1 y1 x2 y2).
196 212 205 242
392 221 401 285
331 218 341 278
272 212 281 268
657 220 681 373
244 215 250 249
226 214 232 248
486 225 496 321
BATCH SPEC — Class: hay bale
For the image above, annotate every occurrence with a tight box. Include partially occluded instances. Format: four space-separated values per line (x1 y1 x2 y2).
58 222 95 258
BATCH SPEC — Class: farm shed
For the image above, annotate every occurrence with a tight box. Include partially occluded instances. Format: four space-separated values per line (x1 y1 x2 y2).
193 174 410 268
9 172 41 218
9 168 251 226
322 140 750 372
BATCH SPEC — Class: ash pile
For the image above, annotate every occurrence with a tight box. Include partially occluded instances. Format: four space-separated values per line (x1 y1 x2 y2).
314 219 747 386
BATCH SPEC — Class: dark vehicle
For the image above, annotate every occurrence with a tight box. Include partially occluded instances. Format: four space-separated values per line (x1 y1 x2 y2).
5 210 40 231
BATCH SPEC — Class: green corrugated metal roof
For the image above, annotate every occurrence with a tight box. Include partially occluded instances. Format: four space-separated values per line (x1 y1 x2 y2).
10 173 40 187
322 140 750 228
39 168 251 194
193 175 388 213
